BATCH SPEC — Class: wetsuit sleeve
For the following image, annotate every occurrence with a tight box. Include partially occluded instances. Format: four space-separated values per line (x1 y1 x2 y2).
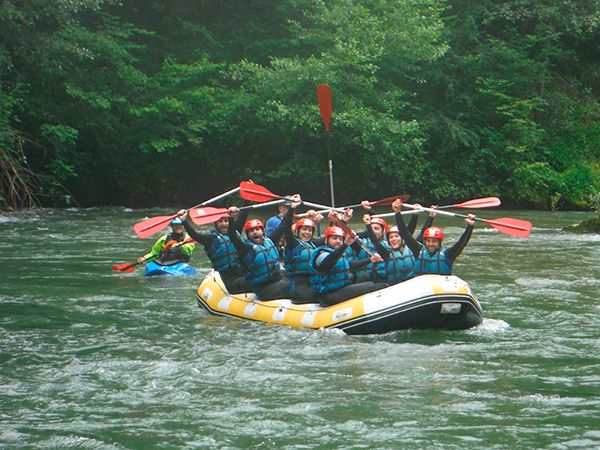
415 216 433 243
311 236 325 246
227 218 252 260
314 244 347 272
407 213 418 235
282 207 298 249
396 212 422 256
367 225 390 260
349 239 363 255
445 224 474 264
356 230 368 239
349 259 371 270
234 210 249 233
183 217 216 248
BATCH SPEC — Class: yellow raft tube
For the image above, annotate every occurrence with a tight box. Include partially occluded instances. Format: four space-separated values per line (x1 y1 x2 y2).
195 270 483 335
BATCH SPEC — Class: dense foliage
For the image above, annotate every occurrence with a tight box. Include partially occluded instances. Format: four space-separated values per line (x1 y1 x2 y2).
1 0 599 209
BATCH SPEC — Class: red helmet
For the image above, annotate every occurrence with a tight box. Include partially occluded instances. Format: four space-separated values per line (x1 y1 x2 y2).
386 225 400 236
243 219 264 234
324 226 345 238
370 217 388 231
294 218 316 232
423 226 444 240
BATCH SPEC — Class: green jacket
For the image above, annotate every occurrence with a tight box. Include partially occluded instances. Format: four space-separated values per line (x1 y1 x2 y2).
143 233 195 262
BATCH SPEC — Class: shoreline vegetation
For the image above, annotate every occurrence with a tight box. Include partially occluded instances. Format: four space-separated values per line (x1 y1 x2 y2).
1 1 599 210
563 215 600 233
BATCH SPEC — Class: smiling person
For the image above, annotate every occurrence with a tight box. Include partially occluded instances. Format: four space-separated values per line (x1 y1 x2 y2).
392 199 475 277
138 218 196 266
278 194 324 304
227 208 290 300
309 225 387 307
177 208 251 294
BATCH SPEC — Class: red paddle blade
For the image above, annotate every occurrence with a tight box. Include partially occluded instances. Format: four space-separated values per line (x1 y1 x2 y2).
133 214 176 238
452 197 501 209
372 194 411 206
112 263 136 272
190 207 229 226
484 217 532 238
239 181 281 202
317 83 332 132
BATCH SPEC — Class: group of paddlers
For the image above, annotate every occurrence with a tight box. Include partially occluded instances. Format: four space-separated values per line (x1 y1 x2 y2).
140 195 475 307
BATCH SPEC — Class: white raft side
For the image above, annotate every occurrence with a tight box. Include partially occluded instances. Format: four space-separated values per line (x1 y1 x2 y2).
196 270 480 330
360 274 477 315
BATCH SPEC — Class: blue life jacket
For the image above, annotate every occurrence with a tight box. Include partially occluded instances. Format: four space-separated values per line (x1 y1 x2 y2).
284 240 315 276
205 231 239 272
309 246 352 294
241 237 281 285
354 238 386 280
411 246 452 277
385 243 415 283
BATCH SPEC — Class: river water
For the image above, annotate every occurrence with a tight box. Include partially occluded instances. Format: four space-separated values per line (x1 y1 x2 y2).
1 207 598 449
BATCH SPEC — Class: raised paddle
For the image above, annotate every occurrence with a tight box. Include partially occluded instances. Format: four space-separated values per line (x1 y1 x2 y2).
239 181 346 213
133 186 240 238
438 197 501 209
190 199 286 226
372 197 502 219
400 203 532 238
294 194 412 218
317 83 335 207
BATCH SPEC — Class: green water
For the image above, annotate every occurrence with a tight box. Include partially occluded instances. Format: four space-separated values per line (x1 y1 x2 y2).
1 208 599 449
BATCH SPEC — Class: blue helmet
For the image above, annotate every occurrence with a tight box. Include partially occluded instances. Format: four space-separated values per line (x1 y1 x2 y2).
171 217 184 225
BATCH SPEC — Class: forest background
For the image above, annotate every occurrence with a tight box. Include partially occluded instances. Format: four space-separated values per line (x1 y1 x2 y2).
1 0 599 210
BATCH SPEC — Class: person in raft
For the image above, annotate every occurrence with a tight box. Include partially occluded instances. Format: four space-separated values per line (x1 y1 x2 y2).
227 208 291 300
309 225 387 307
363 205 437 284
392 198 475 277
138 217 196 266
176 208 252 295
277 194 324 304
265 198 293 248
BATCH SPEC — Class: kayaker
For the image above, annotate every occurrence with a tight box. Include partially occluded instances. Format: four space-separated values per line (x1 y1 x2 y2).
227 209 291 300
392 198 475 277
138 218 195 266
309 225 386 306
177 208 252 294
279 194 324 304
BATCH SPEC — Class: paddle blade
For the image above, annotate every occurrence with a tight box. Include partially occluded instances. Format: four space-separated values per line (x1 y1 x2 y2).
133 215 175 238
484 217 532 238
452 197 501 209
239 181 281 202
371 194 411 206
317 83 332 132
190 207 229 226
112 263 136 272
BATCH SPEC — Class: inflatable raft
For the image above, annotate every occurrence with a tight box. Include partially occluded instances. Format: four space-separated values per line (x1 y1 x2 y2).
195 271 483 335
145 261 198 277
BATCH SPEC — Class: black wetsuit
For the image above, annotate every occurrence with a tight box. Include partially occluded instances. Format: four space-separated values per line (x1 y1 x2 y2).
312 243 387 307
227 212 291 301
395 211 474 275
183 216 252 294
